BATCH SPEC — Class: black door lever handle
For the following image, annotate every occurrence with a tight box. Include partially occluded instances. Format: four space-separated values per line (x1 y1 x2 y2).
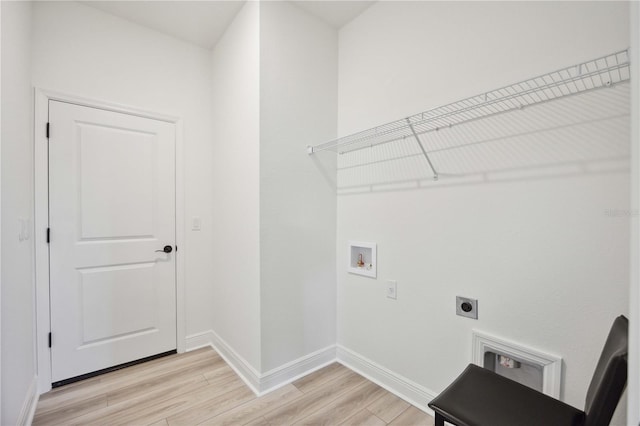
155 245 173 253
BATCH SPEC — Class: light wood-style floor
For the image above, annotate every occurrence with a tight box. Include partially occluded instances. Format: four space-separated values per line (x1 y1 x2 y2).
34 347 434 426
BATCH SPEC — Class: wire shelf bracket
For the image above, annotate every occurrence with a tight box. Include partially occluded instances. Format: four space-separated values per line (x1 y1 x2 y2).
307 49 631 180
407 118 438 180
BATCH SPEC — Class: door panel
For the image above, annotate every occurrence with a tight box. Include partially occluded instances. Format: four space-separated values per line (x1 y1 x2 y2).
79 263 156 343
49 100 176 382
78 123 156 239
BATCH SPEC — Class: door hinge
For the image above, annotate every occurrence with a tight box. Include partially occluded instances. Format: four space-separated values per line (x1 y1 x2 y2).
46 122 50 139
48 332 52 348
46 228 50 243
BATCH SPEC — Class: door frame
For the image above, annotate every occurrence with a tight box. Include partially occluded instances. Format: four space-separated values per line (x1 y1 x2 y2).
34 88 186 394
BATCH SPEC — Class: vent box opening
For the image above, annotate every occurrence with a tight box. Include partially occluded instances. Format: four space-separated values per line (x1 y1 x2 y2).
484 351 543 392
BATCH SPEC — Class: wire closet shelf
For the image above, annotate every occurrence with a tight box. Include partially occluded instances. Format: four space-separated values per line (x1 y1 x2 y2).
307 49 631 180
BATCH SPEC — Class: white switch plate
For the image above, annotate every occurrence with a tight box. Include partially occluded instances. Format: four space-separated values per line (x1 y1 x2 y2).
18 218 24 241
18 218 31 242
192 217 201 231
386 280 397 300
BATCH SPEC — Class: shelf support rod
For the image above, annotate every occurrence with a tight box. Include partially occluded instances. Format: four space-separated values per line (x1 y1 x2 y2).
407 119 438 181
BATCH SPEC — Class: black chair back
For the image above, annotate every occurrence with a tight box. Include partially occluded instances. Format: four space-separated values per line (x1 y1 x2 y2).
584 315 628 426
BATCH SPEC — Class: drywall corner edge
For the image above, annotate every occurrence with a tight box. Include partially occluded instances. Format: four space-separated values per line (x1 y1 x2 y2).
186 330 261 394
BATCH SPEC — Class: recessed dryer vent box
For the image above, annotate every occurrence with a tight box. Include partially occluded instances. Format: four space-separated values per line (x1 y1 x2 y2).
348 241 376 278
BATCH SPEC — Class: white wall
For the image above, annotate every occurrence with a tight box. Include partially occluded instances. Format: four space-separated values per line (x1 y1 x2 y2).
13 4 634 424
31 1 215 338
259 1 337 372
1 4 3 419
1 1 36 424
337 1 630 423
629 2 640 424
208 0 338 376
1 2 3 418
210 1 262 371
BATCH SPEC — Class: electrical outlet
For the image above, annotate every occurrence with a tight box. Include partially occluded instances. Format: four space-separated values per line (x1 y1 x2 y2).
192 217 201 231
386 280 397 300
456 296 478 319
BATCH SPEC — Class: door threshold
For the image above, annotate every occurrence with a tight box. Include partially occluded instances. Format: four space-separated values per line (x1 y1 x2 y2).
52 349 177 388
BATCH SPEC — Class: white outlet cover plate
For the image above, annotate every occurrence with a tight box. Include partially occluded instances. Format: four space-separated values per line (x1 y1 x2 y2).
456 296 478 319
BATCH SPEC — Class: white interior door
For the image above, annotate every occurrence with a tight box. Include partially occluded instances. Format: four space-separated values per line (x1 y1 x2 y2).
48 100 177 383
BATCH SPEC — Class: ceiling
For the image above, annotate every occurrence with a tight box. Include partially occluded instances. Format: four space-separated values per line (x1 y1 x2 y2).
81 1 375 50
291 1 374 29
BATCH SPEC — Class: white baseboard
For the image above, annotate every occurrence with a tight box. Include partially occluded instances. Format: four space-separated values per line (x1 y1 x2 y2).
186 330 261 394
17 376 38 426
337 345 436 415
185 331 438 415
185 331 335 395
259 345 336 395
185 329 216 352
